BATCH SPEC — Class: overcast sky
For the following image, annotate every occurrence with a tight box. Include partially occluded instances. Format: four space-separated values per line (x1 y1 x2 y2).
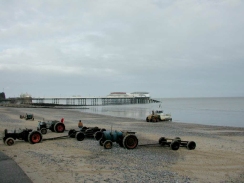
1 0 244 98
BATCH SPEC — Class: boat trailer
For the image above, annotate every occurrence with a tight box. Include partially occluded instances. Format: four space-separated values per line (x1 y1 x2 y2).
68 127 106 141
139 137 196 151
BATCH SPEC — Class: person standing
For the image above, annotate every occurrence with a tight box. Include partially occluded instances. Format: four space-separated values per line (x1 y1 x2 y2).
61 118 64 123
78 120 83 129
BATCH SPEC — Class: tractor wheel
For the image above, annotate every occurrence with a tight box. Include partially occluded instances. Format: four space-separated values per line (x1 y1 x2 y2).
5 137 15 146
40 128 47 134
155 118 159 122
159 137 167 146
187 141 196 150
94 131 103 141
54 122 65 133
103 140 113 149
99 138 105 146
68 129 76 138
173 137 181 143
75 132 85 141
170 141 180 150
123 134 138 149
28 131 42 144
146 117 149 122
151 117 156 122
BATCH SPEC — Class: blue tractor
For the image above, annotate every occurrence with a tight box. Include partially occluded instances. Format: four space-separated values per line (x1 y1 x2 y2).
94 130 138 149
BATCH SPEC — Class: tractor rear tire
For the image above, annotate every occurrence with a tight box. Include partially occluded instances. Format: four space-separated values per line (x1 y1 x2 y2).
75 132 85 141
103 140 113 149
54 122 65 133
151 117 156 122
123 134 138 149
187 141 196 150
28 131 42 144
5 137 15 146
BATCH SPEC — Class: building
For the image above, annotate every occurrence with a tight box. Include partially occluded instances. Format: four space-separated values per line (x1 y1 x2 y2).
107 92 150 98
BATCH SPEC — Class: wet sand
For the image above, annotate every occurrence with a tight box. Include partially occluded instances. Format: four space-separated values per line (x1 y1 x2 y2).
0 106 244 183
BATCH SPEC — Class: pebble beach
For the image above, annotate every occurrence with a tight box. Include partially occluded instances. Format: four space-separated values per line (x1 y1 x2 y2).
0 106 244 183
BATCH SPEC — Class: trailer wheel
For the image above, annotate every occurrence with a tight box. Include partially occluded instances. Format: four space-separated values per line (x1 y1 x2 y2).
94 131 103 141
173 137 181 143
82 126 88 131
103 140 113 149
40 128 47 134
187 141 196 150
54 122 65 133
170 141 180 150
99 138 105 146
123 134 138 149
5 137 15 146
76 132 85 141
159 137 167 146
68 129 76 138
28 131 42 144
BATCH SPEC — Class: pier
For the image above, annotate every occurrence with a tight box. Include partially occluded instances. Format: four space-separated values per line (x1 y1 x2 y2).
32 96 159 106
2 92 160 106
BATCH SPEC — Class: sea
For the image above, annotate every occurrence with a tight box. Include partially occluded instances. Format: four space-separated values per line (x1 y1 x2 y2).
79 97 244 128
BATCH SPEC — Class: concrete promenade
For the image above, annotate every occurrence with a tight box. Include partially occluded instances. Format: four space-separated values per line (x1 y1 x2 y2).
0 151 32 183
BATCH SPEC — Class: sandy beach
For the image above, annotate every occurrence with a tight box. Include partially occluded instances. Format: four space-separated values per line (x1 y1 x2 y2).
0 106 243 183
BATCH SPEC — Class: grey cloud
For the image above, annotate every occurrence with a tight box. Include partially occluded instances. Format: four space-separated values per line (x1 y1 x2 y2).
0 0 244 98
